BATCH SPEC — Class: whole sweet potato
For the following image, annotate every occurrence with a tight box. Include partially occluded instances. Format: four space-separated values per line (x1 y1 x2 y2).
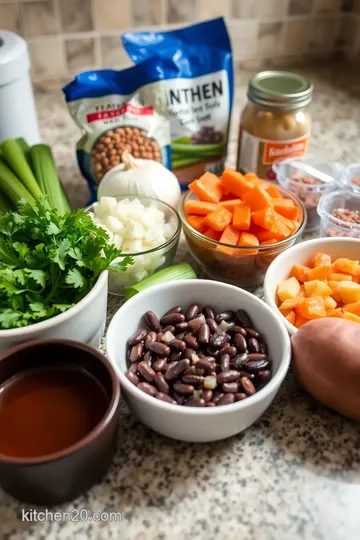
291 318 360 419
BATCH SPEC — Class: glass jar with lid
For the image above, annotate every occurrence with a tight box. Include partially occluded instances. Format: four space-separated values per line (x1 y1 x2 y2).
237 70 313 180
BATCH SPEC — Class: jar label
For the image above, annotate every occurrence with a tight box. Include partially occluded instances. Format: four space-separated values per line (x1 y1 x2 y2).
237 130 309 180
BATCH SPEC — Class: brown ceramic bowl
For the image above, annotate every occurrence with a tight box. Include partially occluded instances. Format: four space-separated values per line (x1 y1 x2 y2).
0 339 120 505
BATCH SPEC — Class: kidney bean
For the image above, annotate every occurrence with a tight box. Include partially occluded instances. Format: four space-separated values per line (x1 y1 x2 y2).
125 371 140 385
206 402 216 407
247 353 268 362
217 370 240 384
156 333 164 342
197 351 206 359
197 357 215 373
130 342 143 363
137 382 157 397
185 397 206 407
164 306 182 316
144 311 161 332
164 359 190 381
169 339 186 352
206 318 219 334
203 306 215 319
173 382 195 395
234 333 247 353
245 328 260 339
211 391 224 404
198 323 210 344
148 342 170 356
207 346 220 357
143 351 153 365
229 325 247 336
174 393 185 405
222 382 239 393
246 359 269 373
170 351 182 363
219 342 230 354
238 371 255 380
176 321 190 332
235 393 247 401
215 311 235 324
153 357 168 372
185 365 196 375
185 303 200 321
259 342 267 355
209 331 229 349
128 328 147 346
183 334 198 350
226 321 236 329
201 389 213 402
256 370 272 383
175 332 186 341
182 374 204 385
226 346 237 358
220 353 231 372
160 313 185 326
248 338 260 353
236 309 251 327
183 348 195 361
240 377 256 396
154 372 170 394
138 360 155 383
216 394 235 406
145 331 157 349
231 353 248 370
155 392 176 404
162 325 175 335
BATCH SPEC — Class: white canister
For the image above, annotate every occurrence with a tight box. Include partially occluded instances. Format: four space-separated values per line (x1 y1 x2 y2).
0 30 40 144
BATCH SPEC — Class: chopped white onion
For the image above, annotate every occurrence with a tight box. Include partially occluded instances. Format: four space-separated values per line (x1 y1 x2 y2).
162 331 176 343
189 314 206 330
219 320 230 331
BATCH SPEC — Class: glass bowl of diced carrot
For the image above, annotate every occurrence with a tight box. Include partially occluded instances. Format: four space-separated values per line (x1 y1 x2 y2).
179 169 306 288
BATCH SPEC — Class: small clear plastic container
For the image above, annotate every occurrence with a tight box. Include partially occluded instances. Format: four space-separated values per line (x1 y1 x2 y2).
340 163 360 194
317 189 360 238
273 154 341 232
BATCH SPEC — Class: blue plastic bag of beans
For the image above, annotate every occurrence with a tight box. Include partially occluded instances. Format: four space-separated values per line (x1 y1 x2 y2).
62 59 172 202
122 17 234 189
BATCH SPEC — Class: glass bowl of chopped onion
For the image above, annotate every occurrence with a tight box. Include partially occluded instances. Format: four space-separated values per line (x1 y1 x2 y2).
87 195 181 296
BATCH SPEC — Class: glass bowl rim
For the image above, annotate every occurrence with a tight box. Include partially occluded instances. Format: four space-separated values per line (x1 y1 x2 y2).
86 194 181 257
317 189 360 230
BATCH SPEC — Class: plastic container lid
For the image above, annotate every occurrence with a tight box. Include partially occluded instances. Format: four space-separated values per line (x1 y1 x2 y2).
248 71 313 109
273 153 341 189
317 189 360 237
0 30 30 86
339 163 360 195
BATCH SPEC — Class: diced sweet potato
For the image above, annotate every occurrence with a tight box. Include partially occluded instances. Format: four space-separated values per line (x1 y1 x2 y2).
329 273 353 282
342 302 360 315
308 265 331 281
279 297 303 311
304 280 320 297
277 277 301 302
310 281 333 298
285 310 296 325
323 296 337 310
290 264 310 283
343 311 360 323
332 257 360 276
294 313 308 328
311 253 332 267
326 308 344 318
328 281 342 303
298 296 326 319
339 281 360 305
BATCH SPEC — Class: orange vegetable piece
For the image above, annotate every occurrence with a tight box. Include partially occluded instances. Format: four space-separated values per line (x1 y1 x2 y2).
220 169 254 198
342 301 360 315
189 172 223 203
323 296 337 310
274 212 298 234
232 203 251 231
290 264 310 282
187 215 207 233
328 281 342 303
310 281 333 297
304 280 320 297
203 228 222 241
256 221 291 242
243 185 273 211
310 252 332 267
285 310 296 325
298 296 326 319
326 308 344 318
265 185 282 198
184 200 218 216
237 232 259 256
308 265 331 281
279 297 303 312
251 207 276 230
343 311 360 324
243 172 258 183
260 239 277 245
217 225 240 256
329 273 352 282
273 198 298 220
332 257 360 275
294 313 308 329
219 199 242 212
298 285 306 298
206 207 233 232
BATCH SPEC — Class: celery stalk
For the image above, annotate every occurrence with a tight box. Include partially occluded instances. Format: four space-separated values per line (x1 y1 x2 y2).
125 263 197 300
0 189 13 214
0 139 42 199
0 159 35 206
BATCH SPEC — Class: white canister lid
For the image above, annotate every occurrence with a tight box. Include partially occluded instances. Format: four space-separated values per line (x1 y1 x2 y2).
0 30 30 86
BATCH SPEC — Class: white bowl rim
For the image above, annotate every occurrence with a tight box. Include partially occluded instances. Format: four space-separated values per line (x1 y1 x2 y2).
106 279 291 415
0 270 108 337
263 236 360 335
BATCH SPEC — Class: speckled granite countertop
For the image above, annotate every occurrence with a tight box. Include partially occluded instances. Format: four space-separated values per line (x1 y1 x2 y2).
2 63 360 540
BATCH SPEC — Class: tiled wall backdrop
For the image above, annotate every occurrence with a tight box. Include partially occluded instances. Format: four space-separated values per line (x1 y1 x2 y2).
0 0 359 81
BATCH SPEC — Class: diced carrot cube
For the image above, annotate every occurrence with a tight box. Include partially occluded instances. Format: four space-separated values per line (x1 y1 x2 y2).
311 253 332 267
266 185 282 198
206 207 233 232
203 228 222 241
243 185 273 211
233 203 251 231
184 200 218 215
290 264 310 283
308 265 331 281
217 225 240 256
219 199 242 212
285 310 296 325
244 172 259 182
189 172 223 203
298 296 326 319
256 221 291 242
220 169 254 198
238 232 259 247
260 239 278 245
251 207 276 230
187 215 207 233
273 198 298 220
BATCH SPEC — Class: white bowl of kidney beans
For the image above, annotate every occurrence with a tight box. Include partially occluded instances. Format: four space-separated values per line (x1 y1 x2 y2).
106 280 291 442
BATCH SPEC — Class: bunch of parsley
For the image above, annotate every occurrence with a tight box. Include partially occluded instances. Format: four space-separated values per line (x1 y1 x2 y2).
0 201 133 329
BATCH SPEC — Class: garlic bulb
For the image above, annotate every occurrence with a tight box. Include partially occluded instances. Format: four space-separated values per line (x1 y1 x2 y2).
97 150 181 209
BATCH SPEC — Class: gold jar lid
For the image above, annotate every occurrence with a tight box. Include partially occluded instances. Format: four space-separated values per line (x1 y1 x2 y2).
248 70 313 109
